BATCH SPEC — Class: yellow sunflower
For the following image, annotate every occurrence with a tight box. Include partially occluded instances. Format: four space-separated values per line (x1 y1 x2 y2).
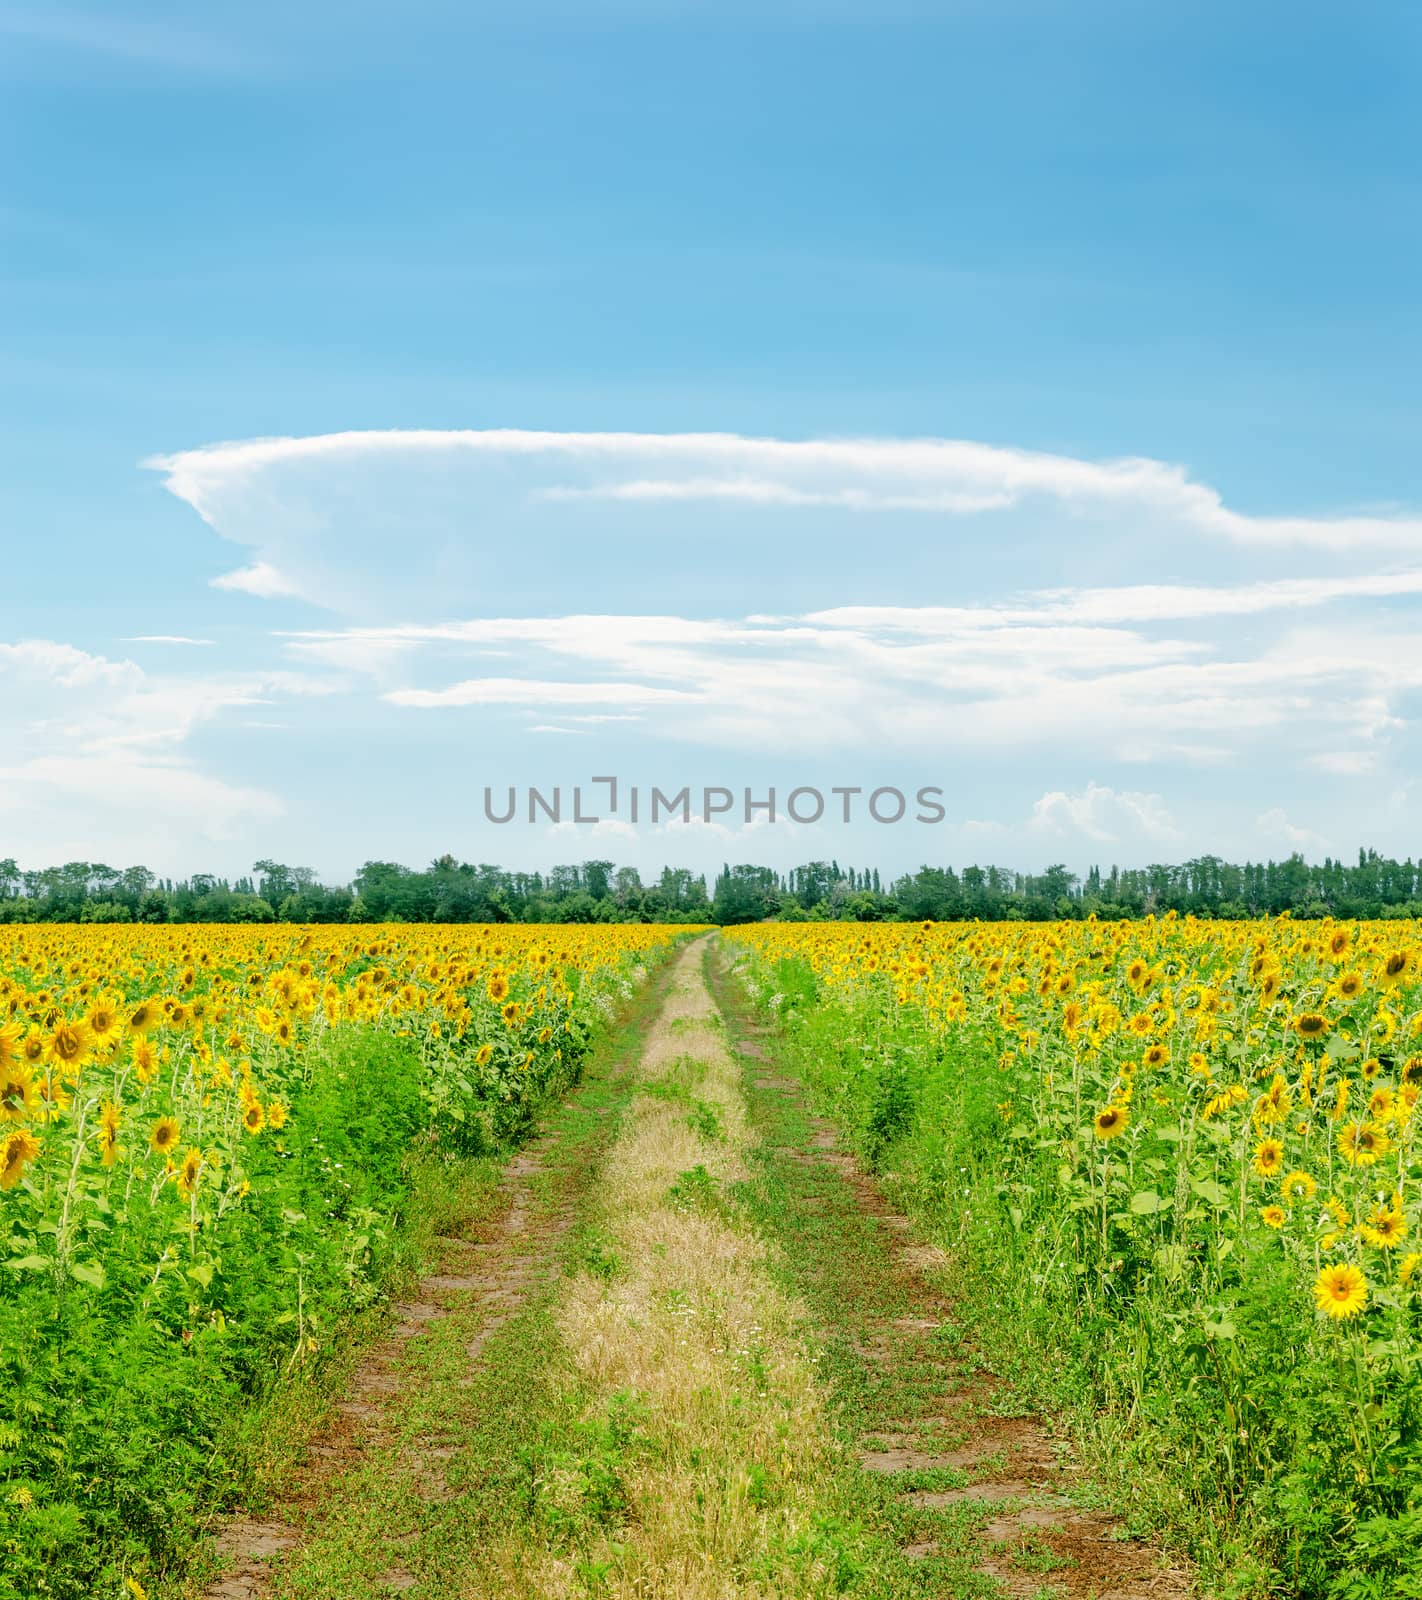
0 1127 41 1190
1252 1138 1285 1178
0 1061 36 1123
45 1021 88 1070
1093 1104 1129 1140
1337 1120 1392 1167
97 1099 122 1168
1361 1203 1407 1250
126 998 163 1036
1313 1263 1368 1321
150 1116 181 1156
1280 1170 1317 1204
1380 948 1416 988
176 1145 204 1200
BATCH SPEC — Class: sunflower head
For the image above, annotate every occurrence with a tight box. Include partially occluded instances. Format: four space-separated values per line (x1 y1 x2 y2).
1252 1138 1285 1178
0 1062 36 1122
177 1146 204 1199
0 1127 41 1190
1381 949 1416 987
1281 1170 1317 1204
1337 1119 1392 1166
46 1022 88 1067
131 1038 158 1084
98 1100 122 1168
1362 1206 1407 1249
1313 1263 1368 1320
150 1116 180 1155
1093 1104 1129 1141
86 1002 120 1042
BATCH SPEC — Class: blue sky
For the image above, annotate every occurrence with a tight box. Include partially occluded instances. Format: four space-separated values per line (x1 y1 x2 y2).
3 0 1421 883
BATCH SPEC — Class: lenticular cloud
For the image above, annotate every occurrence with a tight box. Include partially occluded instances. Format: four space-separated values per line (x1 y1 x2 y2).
144 427 1422 621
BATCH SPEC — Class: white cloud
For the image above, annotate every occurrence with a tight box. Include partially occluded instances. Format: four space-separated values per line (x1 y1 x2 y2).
546 818 639 842
0 639 143 692
123 635 216 646
1308 750 1380 776
277 579 1422 775
145 427 1422 563
0 6 251 72
1256 807 1333 854
1030 782 1179 844
386 677 700 709
812 571 1422 630
0 754 283 852
0 638 335 861
211 561 303 599
540 477 1013 513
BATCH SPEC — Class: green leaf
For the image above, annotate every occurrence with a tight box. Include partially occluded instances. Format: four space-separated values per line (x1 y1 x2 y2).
185 1261 214 1288
1129 1189 1165 1214
6 1254 52 1272
1190 1177 1229 1207
69 1260 105 1289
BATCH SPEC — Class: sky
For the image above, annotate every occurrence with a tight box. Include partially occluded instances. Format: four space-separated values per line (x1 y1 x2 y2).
3 0 1422 885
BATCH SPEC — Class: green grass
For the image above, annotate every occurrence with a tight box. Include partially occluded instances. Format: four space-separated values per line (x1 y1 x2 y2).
705 943 1025 1599
713 947 1246 1597
253 951 676 1599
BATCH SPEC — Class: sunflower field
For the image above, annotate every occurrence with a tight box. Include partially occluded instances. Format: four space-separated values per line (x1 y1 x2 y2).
0 921 684 1600
728 915 1422 1596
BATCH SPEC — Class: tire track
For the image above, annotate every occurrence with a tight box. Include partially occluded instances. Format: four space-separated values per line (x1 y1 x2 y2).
714 944 1195 1600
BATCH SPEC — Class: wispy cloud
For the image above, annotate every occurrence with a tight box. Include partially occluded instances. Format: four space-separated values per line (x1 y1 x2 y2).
211 561 303 600
145 427 1422 560
1030 781 1179 844
1256 807 1333 855
811 572 1422 629
278 579 1422 779
124 635 216 646
387 677 699 709
0 6 252 73
0 637 339 859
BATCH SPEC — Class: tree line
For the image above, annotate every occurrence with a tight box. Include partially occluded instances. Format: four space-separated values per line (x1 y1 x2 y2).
2 849 1421 925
